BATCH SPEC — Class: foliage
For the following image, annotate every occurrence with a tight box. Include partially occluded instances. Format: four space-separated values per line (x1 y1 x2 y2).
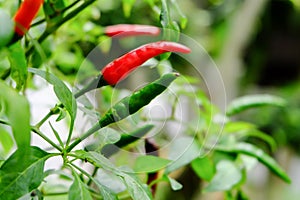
0 0 290 200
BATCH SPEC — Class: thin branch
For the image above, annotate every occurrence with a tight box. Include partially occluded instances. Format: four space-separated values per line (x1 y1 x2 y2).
31 127 63 151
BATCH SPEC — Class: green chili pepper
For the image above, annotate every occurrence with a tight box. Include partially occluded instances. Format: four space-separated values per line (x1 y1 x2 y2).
67 73 178 152
99 72 178 127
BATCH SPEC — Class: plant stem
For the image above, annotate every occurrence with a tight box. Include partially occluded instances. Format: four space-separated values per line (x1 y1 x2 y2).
61 0 82 13
31 127 63 151
49 122 65 147
32 75 105 146
87 166 99 186
30 19 45 27
69 162 91 178
31 0 81 28
68 163 103 199
66 123 101 152
1 118 62 151
42 192 69 196
34 106 59 128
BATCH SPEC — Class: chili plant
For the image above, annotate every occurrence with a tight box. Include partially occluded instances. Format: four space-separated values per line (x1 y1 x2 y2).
0 1 291 200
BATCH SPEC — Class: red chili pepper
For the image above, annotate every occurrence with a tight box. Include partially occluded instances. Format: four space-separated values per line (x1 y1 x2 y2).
101 41 191 85
105 24 160 37
13 0 44 36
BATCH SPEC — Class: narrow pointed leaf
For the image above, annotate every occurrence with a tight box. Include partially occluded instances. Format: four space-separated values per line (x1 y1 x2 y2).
120 172 152 200
164 175 182 191
74 150 115 170
204 160 242 192
28 68 77 123
165 137 201 173
215 143 291 183
75 151 152 200
93 178 118 200
134 155 171 173
191 156 215 181
226 94 286 116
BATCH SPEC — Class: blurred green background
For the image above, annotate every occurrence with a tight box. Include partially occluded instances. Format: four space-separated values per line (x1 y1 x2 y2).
176 0 300 199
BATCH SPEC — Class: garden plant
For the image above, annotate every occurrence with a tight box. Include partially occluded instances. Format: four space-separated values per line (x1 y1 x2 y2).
0 0 291 199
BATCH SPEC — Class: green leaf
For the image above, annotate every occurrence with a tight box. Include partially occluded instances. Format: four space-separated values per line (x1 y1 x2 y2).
191 156 215 181
49 122 64 148
95 168 126 194
93 170 121 200
224 121 255 133
237 154 258 172
0 81 31 150
120 172 152 200
0 146 49 199
134 155 171 173
74 150 115 170
55 107 67 122
75 151 151 200
122 0 136 17
0 126 14 155
226 94 287 116
8 42 27 90
85 127 121 153
157 60 173 76
163 175 182 191
28 68 77 123
240 130 277 152
215 143 291 183
69 171 93 200
0 9 14 48
204 160 242 192
98 128 121 146
94 180 118 200
224 121 277 152
165 137 202 174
